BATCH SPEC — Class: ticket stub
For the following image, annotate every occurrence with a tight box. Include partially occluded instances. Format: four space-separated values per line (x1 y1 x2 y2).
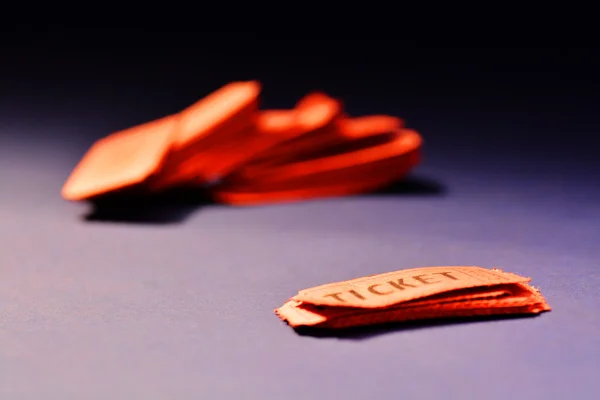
275 266 551 329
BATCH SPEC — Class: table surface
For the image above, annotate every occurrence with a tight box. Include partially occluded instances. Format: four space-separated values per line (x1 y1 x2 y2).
1 43 599 399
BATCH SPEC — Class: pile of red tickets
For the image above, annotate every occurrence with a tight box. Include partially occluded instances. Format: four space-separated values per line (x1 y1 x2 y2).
62 81 423 205
276 266 551 330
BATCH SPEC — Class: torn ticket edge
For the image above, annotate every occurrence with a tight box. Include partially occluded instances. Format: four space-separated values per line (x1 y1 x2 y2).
275 266 551 329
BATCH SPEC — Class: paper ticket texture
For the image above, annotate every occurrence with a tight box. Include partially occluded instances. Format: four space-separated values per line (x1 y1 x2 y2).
275 266 551 329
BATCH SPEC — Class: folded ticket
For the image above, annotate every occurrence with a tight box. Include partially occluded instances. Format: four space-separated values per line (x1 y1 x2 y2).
275 266 551 329
61 81 424 206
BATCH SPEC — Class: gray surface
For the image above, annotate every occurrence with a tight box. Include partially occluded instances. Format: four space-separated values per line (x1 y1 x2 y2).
1 134 599 399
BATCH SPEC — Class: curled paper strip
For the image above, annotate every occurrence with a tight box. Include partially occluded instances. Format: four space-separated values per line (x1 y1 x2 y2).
275 266 551 329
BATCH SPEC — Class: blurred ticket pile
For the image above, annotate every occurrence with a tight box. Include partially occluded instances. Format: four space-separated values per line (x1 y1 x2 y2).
62 81 422 205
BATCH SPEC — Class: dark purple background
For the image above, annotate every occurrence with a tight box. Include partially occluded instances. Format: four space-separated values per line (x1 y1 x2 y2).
1 33 598 399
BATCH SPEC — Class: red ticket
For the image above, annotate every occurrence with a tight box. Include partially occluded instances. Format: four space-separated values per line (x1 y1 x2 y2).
275 266 551 329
